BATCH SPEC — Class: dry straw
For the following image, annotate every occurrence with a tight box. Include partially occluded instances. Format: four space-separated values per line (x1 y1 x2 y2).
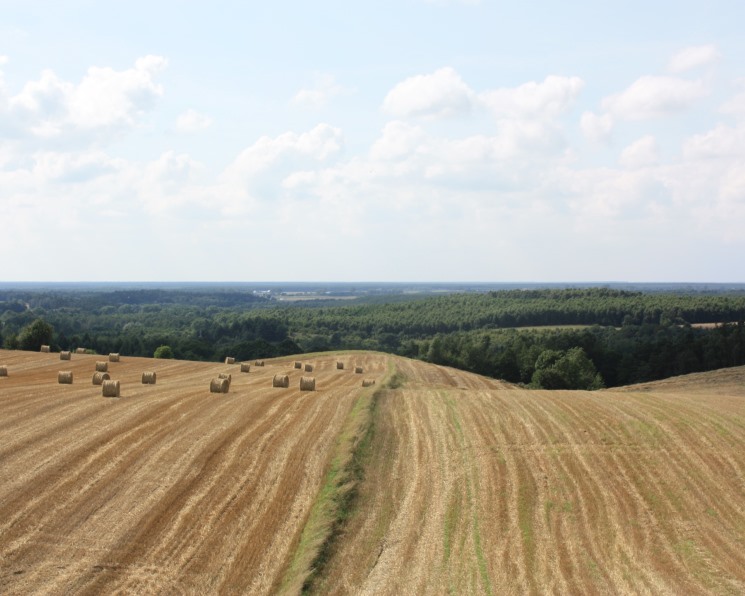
304 363 314 372
40 345 50 353
109 353 120 362
240 363 251 373
294 361 302 369
225 357 235 365
218 373 232 387
92 372 110 385
0 365 7 377
272 374 289 388
142 372 157 385
255 360 265 367
336 361 344 370
355 366 363 374
210 378 229 393
75 347 86 354
362 379 376 387
102 379 120 397
299 376 316 391
95 361 108 372
60 351 71 361
58 371 73 384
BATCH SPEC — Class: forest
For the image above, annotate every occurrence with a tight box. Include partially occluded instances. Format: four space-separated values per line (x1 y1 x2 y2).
2 287 744 390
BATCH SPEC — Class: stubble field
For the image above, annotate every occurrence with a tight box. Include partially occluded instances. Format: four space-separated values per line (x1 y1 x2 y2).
1 349 744 594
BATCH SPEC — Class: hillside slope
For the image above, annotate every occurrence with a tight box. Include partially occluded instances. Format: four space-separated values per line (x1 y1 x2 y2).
1 350 744 594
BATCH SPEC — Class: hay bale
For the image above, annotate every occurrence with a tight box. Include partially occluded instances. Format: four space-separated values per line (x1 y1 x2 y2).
355 366 363 374
304 363 314 372
58 371 73 384
0 365 7 377
336 361 344 370
362 379 376 387
255 360 265 367
102 379 120 397
272 374 289 388
240 363 251 373
75 347 86 354
294 361 302 369
92 372 110 385
225 357 235 365
95 361 108 372
40 345 50 353
299 376 316 391
141 372 156 385
109 353 120 362
60 351 71 361
210 378 229 393
218 373 232 387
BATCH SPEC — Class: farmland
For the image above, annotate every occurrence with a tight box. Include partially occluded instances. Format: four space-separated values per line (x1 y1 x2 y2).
1 349 745 594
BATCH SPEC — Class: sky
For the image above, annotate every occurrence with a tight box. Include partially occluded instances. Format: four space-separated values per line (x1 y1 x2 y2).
1 0 744 282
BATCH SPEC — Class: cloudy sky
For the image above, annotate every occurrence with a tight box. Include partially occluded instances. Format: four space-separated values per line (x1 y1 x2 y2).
2 0 744 282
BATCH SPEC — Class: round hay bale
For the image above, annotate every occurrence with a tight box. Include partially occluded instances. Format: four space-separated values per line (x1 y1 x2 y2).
294 361 302 369
210 378 229 393
95 361 108 372
272 374 289 388
142 372 156 385
336 361 344 370
0 365 8 377
218 373 232 387
75 347 86 354
60 351 71 361
102 379 120 398
354 366 363 374
362 379 376 387
299 376 316 391
40 345 50 353
58 371 73 384
240 363 251 373
225 357 235 365
255 360 265 367
304 363 314 372
109 353 120 362
92 372 110 385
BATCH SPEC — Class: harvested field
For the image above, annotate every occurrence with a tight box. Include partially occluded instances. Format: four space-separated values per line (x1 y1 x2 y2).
1 348 744 594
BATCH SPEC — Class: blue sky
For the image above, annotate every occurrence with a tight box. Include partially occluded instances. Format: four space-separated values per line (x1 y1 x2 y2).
2 0 744 281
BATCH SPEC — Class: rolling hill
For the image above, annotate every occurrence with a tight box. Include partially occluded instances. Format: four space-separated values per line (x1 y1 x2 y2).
1 349 744 594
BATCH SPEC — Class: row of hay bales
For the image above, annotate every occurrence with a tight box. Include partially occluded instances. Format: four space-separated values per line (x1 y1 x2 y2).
57 351 120 362
272 374 316 391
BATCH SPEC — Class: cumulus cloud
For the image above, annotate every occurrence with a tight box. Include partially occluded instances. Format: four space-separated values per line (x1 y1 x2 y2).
601 75 707 120
176 108 213 132
580 111 613 142
668 44 721 73
480 75 584 120
619 135 659 168
0 55 167 142
382 67 476 119
291 74 348 109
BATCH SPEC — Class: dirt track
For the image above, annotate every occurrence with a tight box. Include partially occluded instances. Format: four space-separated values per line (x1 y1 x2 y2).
2 349 745 594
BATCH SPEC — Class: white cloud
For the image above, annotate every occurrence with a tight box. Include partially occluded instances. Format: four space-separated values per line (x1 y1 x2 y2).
382 67 476 119
1 55 167 142
580 111 613 142
619 135 659 169
291 74 347 109
668 44 721 73
479 75 584 120
720 91 745 120
175 108 213 132
601 75 707 120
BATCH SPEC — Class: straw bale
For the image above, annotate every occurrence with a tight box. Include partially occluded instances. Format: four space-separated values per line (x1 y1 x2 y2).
40 345 50 353
225 357 235 364
355 366 363 374
272 374 289 388
255 360 265 367
109 353 120 362
92 372 110 385
58 371 73 384
210 378 229 393
142 372 157 385
218 372 232 386
304 363 314 372
240 363 251 373
102 379 120 397
362 379 376 387
294 361 302 369
75 347 86 354
60 351 71 361
0 365 7 377
299 376 316 391
95 361 108 372
336 361 344 370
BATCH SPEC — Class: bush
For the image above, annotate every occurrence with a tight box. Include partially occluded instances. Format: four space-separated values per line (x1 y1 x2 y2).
153 345 174 359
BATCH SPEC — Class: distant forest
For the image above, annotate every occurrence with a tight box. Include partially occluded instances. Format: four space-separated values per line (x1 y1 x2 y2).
2 287 744 390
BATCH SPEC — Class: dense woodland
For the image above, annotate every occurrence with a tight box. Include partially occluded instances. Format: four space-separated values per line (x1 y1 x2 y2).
2 288 745 390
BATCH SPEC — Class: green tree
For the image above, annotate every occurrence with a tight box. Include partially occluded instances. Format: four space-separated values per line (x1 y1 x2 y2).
18 318 54 351
531 347 604 390
153 345 174 359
